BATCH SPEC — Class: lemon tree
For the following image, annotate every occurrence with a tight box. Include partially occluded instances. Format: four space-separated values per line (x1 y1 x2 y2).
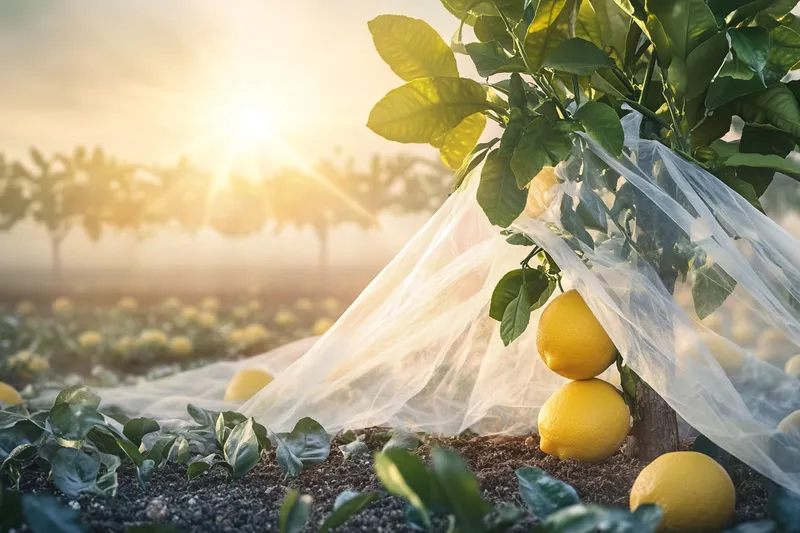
366 0 800 460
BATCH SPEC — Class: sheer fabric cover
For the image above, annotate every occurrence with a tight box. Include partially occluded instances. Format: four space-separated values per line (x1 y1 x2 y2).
95 114 800 493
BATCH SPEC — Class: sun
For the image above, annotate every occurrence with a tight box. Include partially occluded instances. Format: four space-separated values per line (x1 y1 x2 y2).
229 102 277 145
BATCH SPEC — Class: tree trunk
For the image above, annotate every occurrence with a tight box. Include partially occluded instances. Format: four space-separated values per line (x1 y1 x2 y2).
634 261 680 461
316 227 329 290
51 235 64 285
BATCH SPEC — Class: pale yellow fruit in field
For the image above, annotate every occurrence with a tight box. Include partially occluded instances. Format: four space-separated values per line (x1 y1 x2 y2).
756 344 785 368
274 310 297 327
116 336 135 354
15 301 35 316
701 313 726 335
312 317 335 336
162 297 181 311
730 321 758 346
140 329 168 347
27 355 50 372
8 350 33 367
0 382 23 405
227 328 247 345
676 331 745 376
232 306 250 320
169 336 193 358
117 296 138 311
224 369 274 402
78 330 103 349
538 379 629 462
630 451 735 532
295 298 314 312
785 355 800 378
321 297 338 313
197 311 217 329
52 297 73 315
521 166 558 218
244 324 270 343
247 299 262 312
758 328 788 350
181 306 199 321
778 409 800 436
536 289 617 380
200 297 219 313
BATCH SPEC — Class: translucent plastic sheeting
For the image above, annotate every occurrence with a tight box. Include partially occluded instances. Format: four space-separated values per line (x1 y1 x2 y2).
95 113 800 493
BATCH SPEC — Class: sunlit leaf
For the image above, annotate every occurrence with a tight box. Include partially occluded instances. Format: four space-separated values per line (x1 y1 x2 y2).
223 418 260 479
279 490 312 533
54 386 101 408
490 268 551 321
516 467 580 520
431 447 492 533
500 285 531 345
369 15 459 82
511 117 573 187
466 41 526 77
320 491 380 533
724 153 800 180
477 149 528 227
573 102 623 156
525 0 574 71
692 263 736 320
544 37 613 74
431 113 487 170
122 418 160 447
50 448 100 498
732 85 800 144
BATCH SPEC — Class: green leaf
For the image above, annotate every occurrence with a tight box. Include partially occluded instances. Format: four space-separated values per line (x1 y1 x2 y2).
431 113 487 170
474 16 514 49
367 78 490 143
215 413 228 449
692 263 736 320
723 521 779 533
682 31 729 100
535 503 662 533
500 285 531 345
768 485 800 533
271 417 331 478
466 41 525 77
728 27 770 83
0 409 34 431
560 194 594 248
54 386 101 408
145 436 176 467
320 491 380 533
477 149 528 227
187 404 219 426
136 459 155 490
515 467 580 520
223 418 260 480
724 153 800 180
374 449 438 527
525 0 574 71
576 0 630 65
763 25 800 84
338 440 370 461
646 0 718 63
368 15 459 82
21 493 87 533
544 37 613 74
279 490 312 533
50 448 100 498
122 418 160 447
732 85 800 144
574 102 623 156
48 403 105 444
575 185 607 232
187 453 216 481
431 447 492 533
511 117 573 187
489 268 551 320
382 431 421 452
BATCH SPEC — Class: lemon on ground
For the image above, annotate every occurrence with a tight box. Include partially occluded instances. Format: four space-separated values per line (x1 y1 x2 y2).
538 379 630 462
181 306 199 321
295 298 314 312
786 355 800 378
8 351 33 368
536 289 617 380
232 306 249 320
0 382 23 405
247 299 262 312
15 301 35 316
115 336 135 354
521 166 558 218
27 355 50 372
52 297 73 315
78 330 103 349
630 451 735 532
312 317 335 336
676 331 745 376
701 313 726 335
201 297 219 313
778 409 800 437
169 336 194 358
274 310 297 327
117 297 138 311
756 344 785 368
244 324 270 343
224 369 274 402
140 329 168 347
321 297 338 313
227 328 247 345
730 321 758 346
197 311 217 328
162 297 181 311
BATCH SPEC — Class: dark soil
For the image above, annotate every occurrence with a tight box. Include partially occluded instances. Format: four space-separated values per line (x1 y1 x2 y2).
20 432 770 533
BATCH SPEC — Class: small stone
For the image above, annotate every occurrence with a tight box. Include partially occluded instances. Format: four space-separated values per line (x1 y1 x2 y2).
524 435 538 447
68 501 80 510
187 497 197 506
145 497 169 522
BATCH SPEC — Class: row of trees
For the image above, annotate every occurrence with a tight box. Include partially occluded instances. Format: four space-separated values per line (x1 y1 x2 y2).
0 147 452 284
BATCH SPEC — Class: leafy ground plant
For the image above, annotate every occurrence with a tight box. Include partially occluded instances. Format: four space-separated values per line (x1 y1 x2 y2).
366 0 800 460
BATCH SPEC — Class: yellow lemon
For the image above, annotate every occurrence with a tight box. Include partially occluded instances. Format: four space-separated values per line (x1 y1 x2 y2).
786 355 800 378
169 336 194 358
197 311 217 329
52 297 73 315
244 324 270 343
162 297 181 311
15 301 35 316
759 328 787 349
78 331 103 349
312 317 335 336
274 310 297 327
9 351 33 367
181 306 199 321
115 336 135 354
140 329 168 346
27 355 50 372
224 369 274 402
730 321 758 346
538 379 630 462
630 451 735 532
117 296 138 311
0 382 23 405
321 297 338 314
200 297 219 313
778 410 800 436
756 344 784 368
295 298 314 312
232 306 250 320
227 328 247 345
536 289 617 380
701 313 726 335
676 331 745 376
247 299 262 312
522 166 558 218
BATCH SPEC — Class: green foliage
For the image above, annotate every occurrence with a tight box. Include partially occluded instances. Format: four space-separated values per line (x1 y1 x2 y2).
278 489 312 533
270 417 331 478
516 467 580 520
319 491 380 533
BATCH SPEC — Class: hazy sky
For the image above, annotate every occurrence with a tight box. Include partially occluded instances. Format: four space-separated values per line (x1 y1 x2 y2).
0 1 479 273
